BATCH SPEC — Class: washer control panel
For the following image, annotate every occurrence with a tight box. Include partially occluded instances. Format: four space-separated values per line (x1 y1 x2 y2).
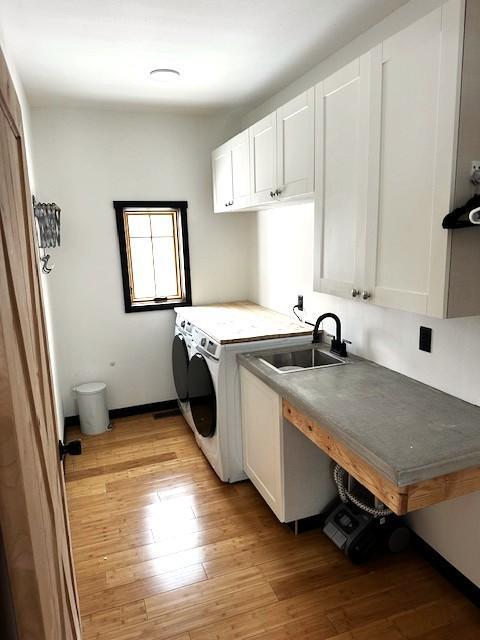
206 340 217 356
192 327 219 358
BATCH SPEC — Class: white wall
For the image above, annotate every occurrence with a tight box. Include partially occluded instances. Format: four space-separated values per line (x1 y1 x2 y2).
31 107 253 417
246 0 480 587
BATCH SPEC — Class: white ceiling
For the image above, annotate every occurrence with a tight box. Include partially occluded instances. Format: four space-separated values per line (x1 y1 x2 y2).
1 0 408 113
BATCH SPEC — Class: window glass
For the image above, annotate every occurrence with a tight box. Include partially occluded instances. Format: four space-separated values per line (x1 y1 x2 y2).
127 214 151 237
153 236 178 297
151 214 174 237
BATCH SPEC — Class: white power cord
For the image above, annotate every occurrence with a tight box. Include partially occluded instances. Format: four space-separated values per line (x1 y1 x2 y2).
333 464 393 518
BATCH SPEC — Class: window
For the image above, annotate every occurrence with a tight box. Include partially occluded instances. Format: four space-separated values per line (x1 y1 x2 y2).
114 201 191 312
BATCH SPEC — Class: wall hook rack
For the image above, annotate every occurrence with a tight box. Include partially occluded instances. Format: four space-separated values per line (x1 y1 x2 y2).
33 196 61 274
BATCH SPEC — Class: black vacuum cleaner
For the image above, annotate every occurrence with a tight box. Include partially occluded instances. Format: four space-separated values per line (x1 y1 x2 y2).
322 464 410 564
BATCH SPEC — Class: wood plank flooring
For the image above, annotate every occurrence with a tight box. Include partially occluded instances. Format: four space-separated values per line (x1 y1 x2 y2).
65 413 480 640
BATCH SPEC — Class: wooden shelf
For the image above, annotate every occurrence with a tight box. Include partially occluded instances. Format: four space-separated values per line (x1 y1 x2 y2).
283 399 480 515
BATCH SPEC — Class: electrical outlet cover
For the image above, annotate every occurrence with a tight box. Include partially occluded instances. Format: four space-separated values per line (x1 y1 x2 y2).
419 326 432 353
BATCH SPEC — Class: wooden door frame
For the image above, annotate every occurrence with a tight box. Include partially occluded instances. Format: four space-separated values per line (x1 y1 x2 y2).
0 46 81 639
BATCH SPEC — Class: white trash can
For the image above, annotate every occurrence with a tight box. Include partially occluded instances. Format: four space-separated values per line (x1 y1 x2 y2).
73 382 110 435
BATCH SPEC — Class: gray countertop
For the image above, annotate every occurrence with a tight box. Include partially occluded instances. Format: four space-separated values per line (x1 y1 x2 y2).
238 342 480 487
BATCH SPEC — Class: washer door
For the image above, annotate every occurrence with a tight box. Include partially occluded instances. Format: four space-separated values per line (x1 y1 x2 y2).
172 334 189 402
188 353 216 438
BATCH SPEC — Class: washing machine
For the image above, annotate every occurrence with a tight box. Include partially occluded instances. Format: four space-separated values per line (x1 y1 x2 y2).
187 326 225 480
182 321 310 483
172 316 194 430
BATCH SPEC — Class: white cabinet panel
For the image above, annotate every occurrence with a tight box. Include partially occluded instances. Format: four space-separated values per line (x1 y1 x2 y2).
212 129 251 212
249 113 277 205
314 56 371 299
230 130 251 209
240 367 335 523
364 4 463 315
240 368 284 520
212 143 233 213
277 89 314 199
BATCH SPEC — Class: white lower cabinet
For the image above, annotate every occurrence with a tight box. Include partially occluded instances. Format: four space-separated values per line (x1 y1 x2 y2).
240 367 336 522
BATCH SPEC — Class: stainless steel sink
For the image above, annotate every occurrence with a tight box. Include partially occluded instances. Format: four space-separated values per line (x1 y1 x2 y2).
259 347 347 373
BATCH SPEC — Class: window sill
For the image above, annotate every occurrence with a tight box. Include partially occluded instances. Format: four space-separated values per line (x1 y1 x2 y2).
124 299 191 313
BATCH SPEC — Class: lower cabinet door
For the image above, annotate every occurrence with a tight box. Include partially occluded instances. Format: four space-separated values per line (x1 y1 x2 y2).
240 367 284 521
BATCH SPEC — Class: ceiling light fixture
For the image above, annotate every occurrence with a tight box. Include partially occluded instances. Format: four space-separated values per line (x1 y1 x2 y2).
150 68 181 83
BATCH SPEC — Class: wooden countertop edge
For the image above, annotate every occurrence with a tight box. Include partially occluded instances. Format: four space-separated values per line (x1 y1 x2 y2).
283 399 480 516
216 330 311 345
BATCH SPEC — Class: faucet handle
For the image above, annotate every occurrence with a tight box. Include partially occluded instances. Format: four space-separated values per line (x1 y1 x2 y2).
342 339 352 345
338 339 351 357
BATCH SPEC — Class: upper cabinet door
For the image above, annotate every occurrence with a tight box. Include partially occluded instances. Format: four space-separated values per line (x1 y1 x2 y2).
212 143 233 213
249 112 277 205
364 3 463 316
314 56 371 299
230 130 251 209
276 89 315 199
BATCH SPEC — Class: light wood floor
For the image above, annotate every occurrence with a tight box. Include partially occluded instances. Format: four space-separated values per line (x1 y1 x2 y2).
65 413 480 640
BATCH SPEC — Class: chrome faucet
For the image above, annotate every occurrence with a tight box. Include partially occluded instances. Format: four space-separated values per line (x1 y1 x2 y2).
312 312 348 357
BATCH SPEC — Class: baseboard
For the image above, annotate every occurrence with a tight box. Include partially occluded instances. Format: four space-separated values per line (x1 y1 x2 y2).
411 532 479 607
64 399 180 431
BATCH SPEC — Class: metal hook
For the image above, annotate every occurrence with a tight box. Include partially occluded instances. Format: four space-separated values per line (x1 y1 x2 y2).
40 253 53 274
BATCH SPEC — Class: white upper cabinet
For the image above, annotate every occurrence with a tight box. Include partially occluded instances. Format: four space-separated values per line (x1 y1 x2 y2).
363 3 463 316
230 130 251 209
249 89 315 205
314 56 371 299
212 129 250 213
212 142 233 213
213 89 314 211
313 0 477 318
276 88 315 200
249 112 277 205
212 0 480 317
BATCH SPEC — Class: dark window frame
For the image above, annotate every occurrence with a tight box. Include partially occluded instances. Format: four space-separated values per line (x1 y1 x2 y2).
114 200 192 313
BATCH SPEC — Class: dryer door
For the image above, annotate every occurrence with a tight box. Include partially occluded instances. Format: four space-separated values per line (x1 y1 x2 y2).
172 334 189 402
188 353 216 438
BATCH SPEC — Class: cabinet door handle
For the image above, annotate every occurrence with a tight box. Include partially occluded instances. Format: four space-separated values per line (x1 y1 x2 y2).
269 191 275 198
351 288 359 298
361 290 371 300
